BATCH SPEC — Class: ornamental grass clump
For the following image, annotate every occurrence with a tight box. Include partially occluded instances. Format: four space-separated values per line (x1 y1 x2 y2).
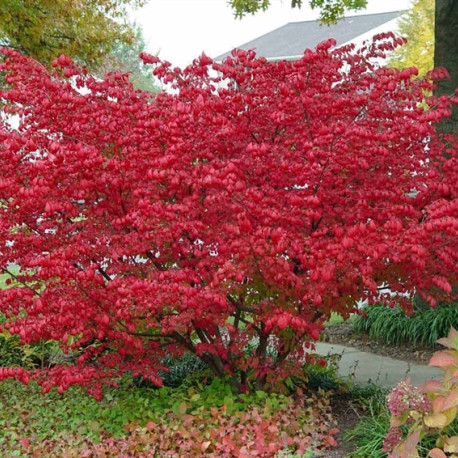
354 303 458 346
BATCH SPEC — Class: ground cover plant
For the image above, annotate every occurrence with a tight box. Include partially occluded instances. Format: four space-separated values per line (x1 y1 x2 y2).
0 364 340 456
0 33 457 398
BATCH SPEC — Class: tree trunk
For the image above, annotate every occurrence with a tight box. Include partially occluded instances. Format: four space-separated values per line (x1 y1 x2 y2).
434 0 458 133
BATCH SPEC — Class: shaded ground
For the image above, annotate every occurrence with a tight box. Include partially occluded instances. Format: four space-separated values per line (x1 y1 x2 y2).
319 397 363 458
322 322 437 365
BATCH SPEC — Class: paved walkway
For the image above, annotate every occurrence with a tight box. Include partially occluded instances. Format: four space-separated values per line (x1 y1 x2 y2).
314 342 443 389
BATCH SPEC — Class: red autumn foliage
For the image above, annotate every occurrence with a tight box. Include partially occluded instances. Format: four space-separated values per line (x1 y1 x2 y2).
0 34 457 397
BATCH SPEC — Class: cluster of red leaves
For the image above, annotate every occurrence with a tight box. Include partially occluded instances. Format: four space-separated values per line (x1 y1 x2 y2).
15 393 338 457
0 32 457 395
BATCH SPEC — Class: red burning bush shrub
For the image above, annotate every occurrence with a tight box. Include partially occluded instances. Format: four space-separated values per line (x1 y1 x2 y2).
0 33 456 397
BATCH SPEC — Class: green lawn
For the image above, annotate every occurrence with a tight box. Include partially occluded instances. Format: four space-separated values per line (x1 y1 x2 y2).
0 273 9 290
323 311 357 327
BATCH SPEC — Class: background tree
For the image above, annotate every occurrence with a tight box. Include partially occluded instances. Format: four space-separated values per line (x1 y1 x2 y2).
434 0 458 134
95 24 159 92
389 0 434 77
0 0 146 69
230 0 367 22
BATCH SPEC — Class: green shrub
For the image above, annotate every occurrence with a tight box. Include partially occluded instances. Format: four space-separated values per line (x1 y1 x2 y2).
301 353 347 392
0 331 40 369
0 271 56 369
0 313 61 370
347 383 389 415
353 303 458 346
158 353 209 388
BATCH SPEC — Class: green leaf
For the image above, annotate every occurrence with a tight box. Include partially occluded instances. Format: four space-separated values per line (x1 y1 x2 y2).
89 420 100 432
178 401 188 415
223 395 234 410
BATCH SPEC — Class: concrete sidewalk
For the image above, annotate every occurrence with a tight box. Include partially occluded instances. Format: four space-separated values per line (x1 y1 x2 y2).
314 342 443 389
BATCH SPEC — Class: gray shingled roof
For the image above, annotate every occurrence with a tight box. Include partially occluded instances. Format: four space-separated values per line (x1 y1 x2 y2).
215 11 402 62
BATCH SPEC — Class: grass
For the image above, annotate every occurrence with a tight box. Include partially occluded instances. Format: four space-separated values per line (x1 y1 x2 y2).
323 311 345 327
353 303 458 346
0 267 20 289
345 408 390 458
323 311 358 327
0 273 10 290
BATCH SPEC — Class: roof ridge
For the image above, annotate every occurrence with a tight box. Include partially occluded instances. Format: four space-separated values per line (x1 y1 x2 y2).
214 10 407 62
285 10 406 26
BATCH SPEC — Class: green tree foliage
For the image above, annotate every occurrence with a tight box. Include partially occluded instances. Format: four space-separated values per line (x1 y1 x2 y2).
96 25 159 92
0 0 146 69
230 0 368 23
389 0 434 77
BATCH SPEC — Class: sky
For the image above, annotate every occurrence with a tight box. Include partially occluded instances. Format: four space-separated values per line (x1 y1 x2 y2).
132 0 413 68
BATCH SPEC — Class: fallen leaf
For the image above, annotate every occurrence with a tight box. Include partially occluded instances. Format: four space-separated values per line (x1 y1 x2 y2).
201 441 211 452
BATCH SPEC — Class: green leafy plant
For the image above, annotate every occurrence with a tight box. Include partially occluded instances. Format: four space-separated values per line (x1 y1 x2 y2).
0 330 41 369
347 383 389 415
136 353 210 388
0 311 58 369
353 303 458 347
299 353 347 392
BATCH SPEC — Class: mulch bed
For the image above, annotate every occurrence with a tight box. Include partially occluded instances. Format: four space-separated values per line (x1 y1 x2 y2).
320 397 364 457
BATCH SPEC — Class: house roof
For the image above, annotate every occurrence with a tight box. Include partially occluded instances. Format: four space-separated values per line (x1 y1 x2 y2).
214 11 403 62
